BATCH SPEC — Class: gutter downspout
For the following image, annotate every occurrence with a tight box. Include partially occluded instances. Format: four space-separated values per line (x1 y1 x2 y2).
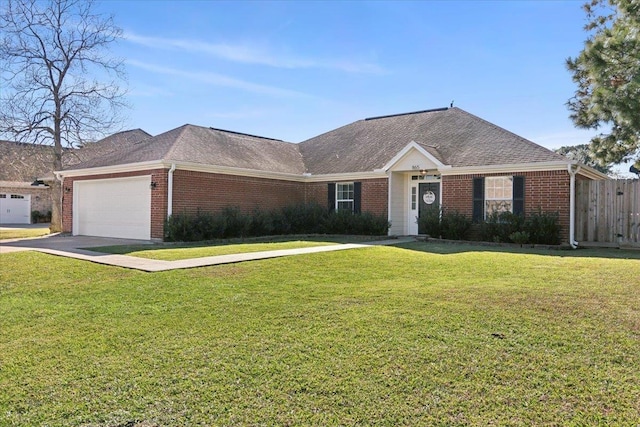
568 163 581 249
167 163 176 218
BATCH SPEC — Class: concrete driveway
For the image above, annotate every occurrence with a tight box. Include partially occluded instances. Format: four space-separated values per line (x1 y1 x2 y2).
0 231 153 253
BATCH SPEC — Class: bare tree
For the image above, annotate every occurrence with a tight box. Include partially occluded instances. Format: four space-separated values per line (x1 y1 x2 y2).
0 0 127 231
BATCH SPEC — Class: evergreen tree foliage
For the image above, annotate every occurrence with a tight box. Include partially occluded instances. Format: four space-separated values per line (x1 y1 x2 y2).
554 144 613 174
566 0 640 169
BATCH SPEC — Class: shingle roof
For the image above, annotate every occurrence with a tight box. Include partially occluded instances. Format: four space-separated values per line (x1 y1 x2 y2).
0 141 56 182
63 108 568 176
68 129 152 166
0 129 151 182
70 124 306 175
299 107 566 174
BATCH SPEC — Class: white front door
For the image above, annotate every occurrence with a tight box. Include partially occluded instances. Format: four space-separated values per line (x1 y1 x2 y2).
406 175 441 235
73 176 152 240
0 193 31 224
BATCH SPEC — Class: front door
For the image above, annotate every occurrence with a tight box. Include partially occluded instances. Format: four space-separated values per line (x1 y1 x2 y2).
418 183 440 234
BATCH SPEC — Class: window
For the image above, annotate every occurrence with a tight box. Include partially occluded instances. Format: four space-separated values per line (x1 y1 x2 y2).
11 194 25 199
485 176 513 216
336 183 354 212
411 187 417 210
0 194 6 198
473 176 524 222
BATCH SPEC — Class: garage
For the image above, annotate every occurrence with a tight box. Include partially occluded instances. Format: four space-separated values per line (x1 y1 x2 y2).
0 193 31 224
73 176 151 240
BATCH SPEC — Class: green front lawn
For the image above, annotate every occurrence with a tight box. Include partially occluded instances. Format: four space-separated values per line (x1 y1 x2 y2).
88 239 340 261
1 245 639 425
0 227 50 240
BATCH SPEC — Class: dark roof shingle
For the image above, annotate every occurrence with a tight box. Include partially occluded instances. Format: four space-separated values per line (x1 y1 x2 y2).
0 129 151 182
62 108 568 176
70 125 306 175
299 107 566 174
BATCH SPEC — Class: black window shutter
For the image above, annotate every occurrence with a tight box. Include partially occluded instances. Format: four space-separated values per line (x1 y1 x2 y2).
472 177 484 223
513 176 525 216
353 182 362 214
328 183 336 212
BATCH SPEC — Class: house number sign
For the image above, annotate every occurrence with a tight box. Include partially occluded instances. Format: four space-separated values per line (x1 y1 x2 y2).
423 191 436 205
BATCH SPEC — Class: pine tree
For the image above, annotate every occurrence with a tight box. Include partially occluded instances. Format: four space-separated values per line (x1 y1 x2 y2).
566 0 640 169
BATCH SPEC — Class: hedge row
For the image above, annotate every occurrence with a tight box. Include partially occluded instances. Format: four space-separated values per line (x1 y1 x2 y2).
418 207 562 245
164 204 390 242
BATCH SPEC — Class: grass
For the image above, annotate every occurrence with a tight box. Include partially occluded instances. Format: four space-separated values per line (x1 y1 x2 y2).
0 226 50 240
88 240 341 261
1 243 639 425
87 235 382 261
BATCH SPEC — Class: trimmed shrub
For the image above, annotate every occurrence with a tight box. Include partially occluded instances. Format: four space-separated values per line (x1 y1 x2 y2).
220 207 251 238
164 204 390 242
417 205 442 238
417 207 472 240
440 210 472 240
509 231 530 246
479 211 525 243
281 203 326 234
523 211 561 245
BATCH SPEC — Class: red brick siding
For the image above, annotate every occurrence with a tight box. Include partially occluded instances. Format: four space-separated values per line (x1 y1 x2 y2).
62 169 167 239
360 178 388 217
303 178 388 217
171 170 306 215
442 170 572 243
63 169 391 241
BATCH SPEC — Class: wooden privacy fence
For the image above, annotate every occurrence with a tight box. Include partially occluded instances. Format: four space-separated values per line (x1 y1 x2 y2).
575 179 640 248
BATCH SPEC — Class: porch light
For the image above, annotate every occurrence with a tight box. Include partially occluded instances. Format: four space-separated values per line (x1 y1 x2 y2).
420 169 427 175
150 181 158 189
31 179 49 187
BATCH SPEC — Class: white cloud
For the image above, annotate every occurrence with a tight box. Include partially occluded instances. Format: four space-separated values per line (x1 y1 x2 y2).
126 60 309 98
124 31 386 74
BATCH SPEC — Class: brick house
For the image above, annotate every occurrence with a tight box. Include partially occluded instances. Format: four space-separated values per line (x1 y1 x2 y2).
0 129 150 224
57 107 607 243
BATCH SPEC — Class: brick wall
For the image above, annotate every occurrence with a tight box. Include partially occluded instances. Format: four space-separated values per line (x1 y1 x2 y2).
172 170 307 215
62 169 167 239
62 169 391 241
442 170 572 243
303 178 388 217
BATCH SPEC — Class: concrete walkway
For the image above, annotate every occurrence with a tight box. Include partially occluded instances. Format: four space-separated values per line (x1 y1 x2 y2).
0 233 415 272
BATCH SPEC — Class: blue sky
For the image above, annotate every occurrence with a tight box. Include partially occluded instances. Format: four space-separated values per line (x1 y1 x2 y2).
98 0 596 152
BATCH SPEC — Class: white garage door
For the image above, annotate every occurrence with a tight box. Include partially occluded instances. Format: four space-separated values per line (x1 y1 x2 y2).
0 193 31 224
74 176 151 240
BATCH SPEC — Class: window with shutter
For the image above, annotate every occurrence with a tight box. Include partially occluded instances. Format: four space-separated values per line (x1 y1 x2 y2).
473 176 525 221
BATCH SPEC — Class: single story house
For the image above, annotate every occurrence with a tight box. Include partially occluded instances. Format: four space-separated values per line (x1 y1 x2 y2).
57 107 607 243
0 129 150 224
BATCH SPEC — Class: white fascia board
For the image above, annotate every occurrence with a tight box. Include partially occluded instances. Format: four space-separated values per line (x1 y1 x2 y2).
171 161 307 182
302 170 388 182
381 141 449 172
571 162 609 180
56 161 389 183
55 161 166 179
439 161 600 176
